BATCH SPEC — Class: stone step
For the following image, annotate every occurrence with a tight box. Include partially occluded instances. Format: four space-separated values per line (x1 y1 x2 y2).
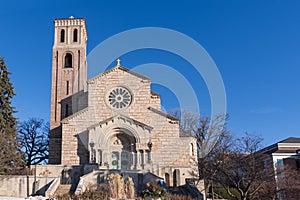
54 184 72 196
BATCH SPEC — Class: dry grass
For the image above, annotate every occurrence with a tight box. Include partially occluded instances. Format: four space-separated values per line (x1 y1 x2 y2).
55 191 197 200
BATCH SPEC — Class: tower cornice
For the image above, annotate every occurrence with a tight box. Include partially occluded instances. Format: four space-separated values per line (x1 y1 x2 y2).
53 17 86 26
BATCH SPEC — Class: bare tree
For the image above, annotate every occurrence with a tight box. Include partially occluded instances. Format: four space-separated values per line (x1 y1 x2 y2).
169 109 230 198
169 109 201 136
17 118 49 166
168 110 228 155
212 133 275 200
277 162 300 200
256 158 300 200
169 110 289 200
195 115 232 199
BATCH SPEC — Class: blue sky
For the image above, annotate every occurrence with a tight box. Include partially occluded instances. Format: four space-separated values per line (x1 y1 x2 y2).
1 0 299 146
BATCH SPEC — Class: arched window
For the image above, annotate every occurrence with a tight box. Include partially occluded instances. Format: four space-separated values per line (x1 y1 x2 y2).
64 53 72 68
60 29 65 43
173 169 180 187
73 29 78 42
173 170 177 187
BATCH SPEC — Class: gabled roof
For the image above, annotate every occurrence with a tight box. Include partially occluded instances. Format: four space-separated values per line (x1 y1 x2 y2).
61 107 89 123
148 107 179 124
87 65 151 84
151 91 160 98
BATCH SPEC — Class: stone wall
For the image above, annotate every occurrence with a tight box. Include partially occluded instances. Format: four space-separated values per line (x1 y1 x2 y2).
0 175 56 198
59 66 195 176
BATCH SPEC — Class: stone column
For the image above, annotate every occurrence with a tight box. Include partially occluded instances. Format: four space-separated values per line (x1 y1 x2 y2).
98 149 102 166
131 151 136 170
102 149 109 166
136 150 141 170
94 150 98 164
140 150 144 170
145 150 151 171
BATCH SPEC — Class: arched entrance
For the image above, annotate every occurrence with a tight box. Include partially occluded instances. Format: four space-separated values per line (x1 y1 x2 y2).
109 132 136 170
88 122 146 170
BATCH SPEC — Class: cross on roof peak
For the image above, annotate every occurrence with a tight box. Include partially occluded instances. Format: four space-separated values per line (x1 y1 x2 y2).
116 58 121 66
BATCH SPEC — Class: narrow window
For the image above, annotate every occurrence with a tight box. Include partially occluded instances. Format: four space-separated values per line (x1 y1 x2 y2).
73 29 78 42
165 173 170 187
66 81 69 95
190 143 194 156
60 29 65 43
173 169 180 187
277 159 284 167
65 104 69 117
64 53 72 68
173 170 177 187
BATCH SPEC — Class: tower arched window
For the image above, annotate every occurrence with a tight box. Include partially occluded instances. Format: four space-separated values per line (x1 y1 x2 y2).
73 29 78 42
60 29 65 43
64 53 72 68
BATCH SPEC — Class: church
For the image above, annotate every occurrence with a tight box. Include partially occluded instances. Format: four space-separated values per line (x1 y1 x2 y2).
48 17 197 187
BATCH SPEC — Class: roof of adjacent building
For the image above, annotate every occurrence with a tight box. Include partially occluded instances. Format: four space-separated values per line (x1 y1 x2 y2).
257 137 300 155
278 137 300 144
273 150 299 154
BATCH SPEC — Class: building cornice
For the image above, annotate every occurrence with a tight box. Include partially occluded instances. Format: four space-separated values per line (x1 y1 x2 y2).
87 114 153 132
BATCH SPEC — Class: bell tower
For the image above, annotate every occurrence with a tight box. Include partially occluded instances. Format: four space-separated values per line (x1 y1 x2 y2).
49 16 88 164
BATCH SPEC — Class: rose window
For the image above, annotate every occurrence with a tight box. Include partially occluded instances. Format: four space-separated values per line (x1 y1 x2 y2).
108 87 132 109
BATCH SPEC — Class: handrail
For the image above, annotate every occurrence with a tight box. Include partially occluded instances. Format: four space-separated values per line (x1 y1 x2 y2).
74 178 84 195
45 178 60 198
185 179 203 200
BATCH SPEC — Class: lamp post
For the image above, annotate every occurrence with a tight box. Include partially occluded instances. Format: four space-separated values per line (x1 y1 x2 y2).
147 141 153 150
89 140 95 164
147 141 153 171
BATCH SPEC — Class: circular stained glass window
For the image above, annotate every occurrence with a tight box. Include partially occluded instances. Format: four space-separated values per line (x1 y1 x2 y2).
108 87 132 109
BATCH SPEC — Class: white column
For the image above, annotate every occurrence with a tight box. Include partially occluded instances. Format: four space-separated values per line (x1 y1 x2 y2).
131 151 136 170
103 150 109 167
137 150 141 170
141 150 145 170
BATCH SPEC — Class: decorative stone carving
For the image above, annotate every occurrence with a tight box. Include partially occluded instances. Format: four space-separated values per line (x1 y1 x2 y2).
107 87 132 109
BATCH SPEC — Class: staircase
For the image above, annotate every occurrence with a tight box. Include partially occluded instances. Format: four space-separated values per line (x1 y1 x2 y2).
169 185 188 195
168 179 204 200
54 184 72 196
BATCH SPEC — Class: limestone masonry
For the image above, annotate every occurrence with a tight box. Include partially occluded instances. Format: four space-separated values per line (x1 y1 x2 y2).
49 17 196 186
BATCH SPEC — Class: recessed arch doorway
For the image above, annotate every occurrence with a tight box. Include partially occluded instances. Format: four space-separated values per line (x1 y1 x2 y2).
109 132 136 170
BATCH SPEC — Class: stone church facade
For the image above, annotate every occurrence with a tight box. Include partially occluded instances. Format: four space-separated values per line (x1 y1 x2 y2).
49 17 196 186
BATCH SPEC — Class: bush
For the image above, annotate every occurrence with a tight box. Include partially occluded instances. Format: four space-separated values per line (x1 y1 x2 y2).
140 182 167 199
